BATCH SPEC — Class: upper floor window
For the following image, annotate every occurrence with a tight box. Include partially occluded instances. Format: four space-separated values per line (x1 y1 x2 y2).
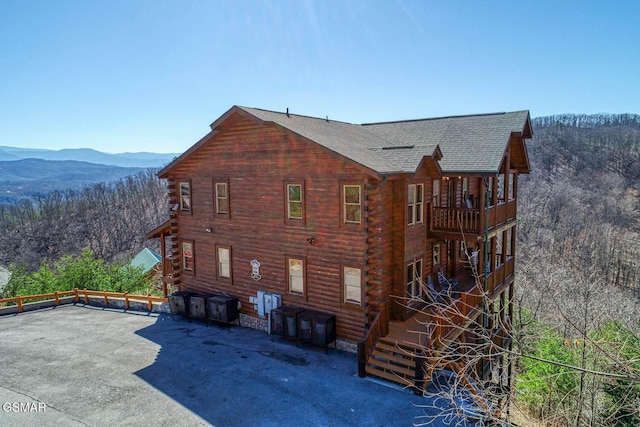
487 177 494 207
215 182 229 214
182 241 194 273
407 184 424 225
287 257 305 295
432 180 440 207
287 183 303 219
343 267 362 306
179 182 191 212
343 185 362 224
406 258 423 299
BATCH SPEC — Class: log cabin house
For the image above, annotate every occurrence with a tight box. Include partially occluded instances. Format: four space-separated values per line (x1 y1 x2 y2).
148 105 532 392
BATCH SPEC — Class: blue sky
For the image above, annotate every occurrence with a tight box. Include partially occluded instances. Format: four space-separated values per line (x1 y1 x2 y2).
1 1 639 154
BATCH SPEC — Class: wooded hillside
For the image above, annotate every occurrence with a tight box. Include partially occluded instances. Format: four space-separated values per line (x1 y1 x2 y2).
0 170 167 270
515 113 640 425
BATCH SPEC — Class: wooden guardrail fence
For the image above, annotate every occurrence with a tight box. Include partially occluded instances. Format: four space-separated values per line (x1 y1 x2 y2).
0 288 168 313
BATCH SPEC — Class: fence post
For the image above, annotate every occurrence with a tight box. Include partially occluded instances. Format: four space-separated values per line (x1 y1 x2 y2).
103 290 108 307
357 340 366 378
147 294 152 311
414 352 426 395
124 292 130 310
74 288 79 303
17 296 23 313
54 291 59 306
83 288 88 304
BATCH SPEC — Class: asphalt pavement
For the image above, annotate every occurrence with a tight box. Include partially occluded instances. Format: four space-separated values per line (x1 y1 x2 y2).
0 304 436 426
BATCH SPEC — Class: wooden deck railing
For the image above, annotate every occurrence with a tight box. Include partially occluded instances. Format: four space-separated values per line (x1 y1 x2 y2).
431 207 480 233
431 199 517 235
357 300 389 377
0 288 168 313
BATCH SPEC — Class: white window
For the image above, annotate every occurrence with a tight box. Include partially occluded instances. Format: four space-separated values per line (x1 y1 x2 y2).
406 259 423 299
179 182 191 211
497 174 505 203
407 184 424 225
432 180 440 207
287 184 303 219
288 258 304 294
344 267 362 305
215 182 228 214
218 247 230 278
344 185 361 224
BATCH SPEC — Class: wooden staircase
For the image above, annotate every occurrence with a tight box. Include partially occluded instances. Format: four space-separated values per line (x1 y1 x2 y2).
365 335 422 389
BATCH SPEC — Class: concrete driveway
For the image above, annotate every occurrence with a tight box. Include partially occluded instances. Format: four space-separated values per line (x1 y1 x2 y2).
0 305 433 426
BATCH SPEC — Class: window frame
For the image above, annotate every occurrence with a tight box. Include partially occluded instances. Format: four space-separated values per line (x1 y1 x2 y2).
214 179 230 217
342 184 362 225
406 258 423 299
432 179 440 207
407 183 424 226
216 244 232 281
284 180 305 224
432 244 441 266
181 240 194 275
179 181 192 213
286 256 306 297
342 266 363 307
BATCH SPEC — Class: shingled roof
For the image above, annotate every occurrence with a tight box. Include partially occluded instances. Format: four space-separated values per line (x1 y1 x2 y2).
362 111 531 174
160 106 531 177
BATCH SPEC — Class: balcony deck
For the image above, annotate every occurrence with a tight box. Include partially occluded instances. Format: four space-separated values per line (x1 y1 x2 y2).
430 200 517 235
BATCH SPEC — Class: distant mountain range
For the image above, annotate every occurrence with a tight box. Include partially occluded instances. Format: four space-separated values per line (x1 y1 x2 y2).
0 146 180 204
0 145 179 168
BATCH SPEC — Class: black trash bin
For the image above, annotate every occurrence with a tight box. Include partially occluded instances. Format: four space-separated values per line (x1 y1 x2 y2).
168 291 193 320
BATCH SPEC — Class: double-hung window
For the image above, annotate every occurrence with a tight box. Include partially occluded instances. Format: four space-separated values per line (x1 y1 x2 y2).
217 246 231 279
432 180 440 207
406 259 423 299
179 182 191 212
287 184 303 219
182 241 194 273
215 182 229 214
288 258 305 295
343 267 362 306
343 185 362 224
407 183 424 225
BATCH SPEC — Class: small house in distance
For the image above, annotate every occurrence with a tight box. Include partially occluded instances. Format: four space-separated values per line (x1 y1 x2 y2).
148 105 531 391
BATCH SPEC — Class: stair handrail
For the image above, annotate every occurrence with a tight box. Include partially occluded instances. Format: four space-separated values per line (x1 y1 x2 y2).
357 299 388 377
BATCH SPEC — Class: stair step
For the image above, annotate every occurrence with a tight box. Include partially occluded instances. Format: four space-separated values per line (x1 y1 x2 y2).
372 349 414 368
365 365 415 387
379 336 423 353
376 341 421 358
367 357 415 378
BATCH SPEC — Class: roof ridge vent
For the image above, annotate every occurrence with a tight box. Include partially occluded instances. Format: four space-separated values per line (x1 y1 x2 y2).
381 145 415 150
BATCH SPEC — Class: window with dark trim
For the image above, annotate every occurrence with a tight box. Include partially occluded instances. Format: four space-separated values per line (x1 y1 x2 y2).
215 182 229 215
343 267 362 306
217 245 231 279
179 182 191 212
287 257 305 295
182 241 194 274
343 185 362 224
406 258 423 299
